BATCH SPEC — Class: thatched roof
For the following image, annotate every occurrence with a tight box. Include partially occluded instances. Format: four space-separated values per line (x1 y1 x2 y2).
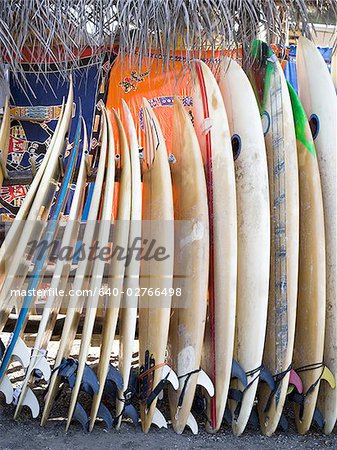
0 0 336 77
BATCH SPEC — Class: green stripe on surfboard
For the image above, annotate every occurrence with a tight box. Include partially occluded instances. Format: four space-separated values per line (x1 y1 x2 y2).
250 40 275 113
287 81 316 157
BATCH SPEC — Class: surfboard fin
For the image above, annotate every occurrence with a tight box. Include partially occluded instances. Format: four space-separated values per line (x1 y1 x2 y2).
58 358 77 388
321 366 336 389
279 413 289 432
288 369 303 394
313 407 325 429
97 403 113 430
248 408 259 431
0 374 13 403
120 369 139 425
103 379 116 399
146 365 178 409
231 359 247 388
12 337 30 368
197 369 214 397
33 354 51 382
223 407 232 426
106 363 123 391
259 366 275 391
14 387 39 418
72 402 89 432
124 403 139 425
192 393 207 416
151 407 167 429
81 364 99 397
186 412 198 434
161 365 179 389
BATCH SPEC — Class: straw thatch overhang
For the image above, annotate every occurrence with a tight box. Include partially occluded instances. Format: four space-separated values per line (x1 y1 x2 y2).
0 0 336 78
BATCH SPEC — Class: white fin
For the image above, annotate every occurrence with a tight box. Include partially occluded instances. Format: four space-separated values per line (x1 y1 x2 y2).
186 412 198 435
0 374 13 404
20 387 39 418
152 407 167 429
197 369 214 397
161 365 179 390
12 337 30 368
34 356 51 381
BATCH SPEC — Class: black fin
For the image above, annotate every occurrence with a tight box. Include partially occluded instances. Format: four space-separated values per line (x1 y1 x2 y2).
313 407 324 429
103 379 116 401
124 403 139 425
248 407 259 430
279 413 289 432
106 364 123 391
223 407 232 425
97 403 113 429
260 366 275 391
72 402 89 432
81 364 99 396
231 359 248 388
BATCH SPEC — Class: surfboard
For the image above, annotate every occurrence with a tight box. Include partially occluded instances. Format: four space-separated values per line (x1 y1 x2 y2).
41 106 108 426
217 57 270 436
167 96 211 435
65 107 116 430
0 97 10 189
249 41 299 436
0 81 74 401
287 81 327 433
297 36 337 435
89 107 131 430
192 60 237 433
138 98 178 433
0 81 73 331
13 115 88 419
114 100 139 430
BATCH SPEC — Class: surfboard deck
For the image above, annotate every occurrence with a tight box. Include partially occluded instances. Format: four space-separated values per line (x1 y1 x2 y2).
297 36 337 435
89 108 131 431
167 97 209 434
249 41 299 436
218 57 270 436
114 100 139 430
40 108 108 426
65 107 116 430
192 60 237 433
138 99 175 433
288 82 326 434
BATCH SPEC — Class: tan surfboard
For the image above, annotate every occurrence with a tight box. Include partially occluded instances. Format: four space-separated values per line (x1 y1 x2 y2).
0 82 73 330
192 60 237 433
249 41 299 436
41 107 108 426
65 107 116 430
114 99 140 429
167 97 212 435
13 118 89 419
297 36 337 435
138 98 178 433
217 58 270 436
288 82 327 433
89 108 131 430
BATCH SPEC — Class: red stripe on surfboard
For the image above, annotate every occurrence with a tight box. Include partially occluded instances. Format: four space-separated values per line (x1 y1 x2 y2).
195 62 216 430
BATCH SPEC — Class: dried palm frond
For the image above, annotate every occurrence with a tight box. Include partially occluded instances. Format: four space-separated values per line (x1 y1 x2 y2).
0 0 336 78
